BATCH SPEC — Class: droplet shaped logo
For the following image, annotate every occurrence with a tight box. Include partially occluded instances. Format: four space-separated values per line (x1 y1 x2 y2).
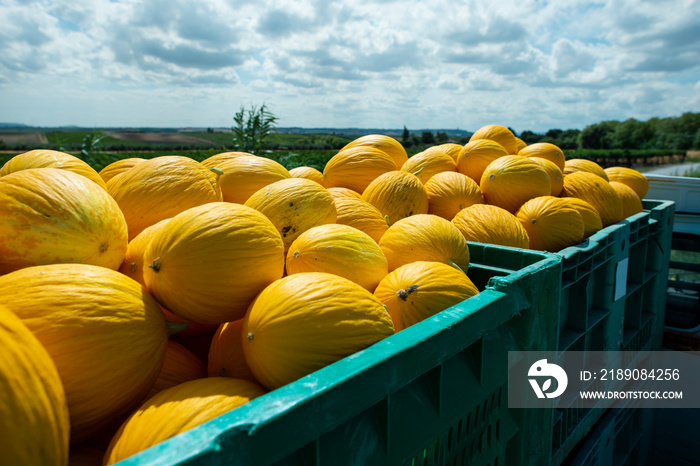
528 359 568 399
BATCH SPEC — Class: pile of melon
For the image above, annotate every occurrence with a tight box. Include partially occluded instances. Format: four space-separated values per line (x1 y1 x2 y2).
0 125 649 464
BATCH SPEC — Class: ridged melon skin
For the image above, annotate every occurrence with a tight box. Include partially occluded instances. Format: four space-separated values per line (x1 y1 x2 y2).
323 146 398 193
333 196 388 243
401 150 457 184
200 153 290 204
561 171 623 227
0 264 168 444
0 149 108 190
0 305 70 466
516 196 585 252
480 155 551 213
374 261 479 331
286 224 389 292
362 170 429 226
610 181 644 219
425 171 484 221
456 138 509 184
563 159 609 180
289 166 325 186
104 377 266 465
341 134 408 168
99 158 146 184
242 272 395 390
147 341 206 399
118 218 171 286
562 197 603 239
469 124 518 154
452 204 530 249
143 202 285 325
518 142 566 171
245 178 337 252
0 168 128 275
379 214 470 273
605 167 649 199
208 319 258 382
529 157 564 196
106 156 223 240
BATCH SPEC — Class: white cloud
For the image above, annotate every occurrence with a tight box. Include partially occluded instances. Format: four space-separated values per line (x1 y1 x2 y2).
0 0 697 132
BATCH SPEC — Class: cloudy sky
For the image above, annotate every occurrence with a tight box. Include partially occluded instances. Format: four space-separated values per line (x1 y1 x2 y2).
0 0 698 133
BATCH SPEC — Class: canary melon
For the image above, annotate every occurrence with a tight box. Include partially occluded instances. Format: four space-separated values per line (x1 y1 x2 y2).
452 204 530 249
323 146 397 193
341 134 408 168
286 224 388 291
0 168 128 275
456 138 509 184
374 261 479 331
143 202 285 325
560 171 623 227
469 124 518 154
362 170 429 226
289 166 325 185
107 156 223 240
333 196 388 243
424 171 484 220
379 214 470 272
0 264 169 443
480 155 551 213
0 305 70 465
516 196 585 251
563 197 603 239
0 149 107 190
208 319 257 382
401 150 457 184
563 159 609 180
99 158 146 183
242 273 395 390
529 157 564 196
518 142 566 171
604 167 649 199
610 181 643 218
147 341 206 398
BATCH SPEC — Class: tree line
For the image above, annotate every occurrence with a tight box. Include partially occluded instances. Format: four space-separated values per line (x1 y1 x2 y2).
516 112 700 151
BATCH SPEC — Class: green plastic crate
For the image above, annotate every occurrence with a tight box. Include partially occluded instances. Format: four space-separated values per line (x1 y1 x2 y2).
548 200 674 466
114 243 562 466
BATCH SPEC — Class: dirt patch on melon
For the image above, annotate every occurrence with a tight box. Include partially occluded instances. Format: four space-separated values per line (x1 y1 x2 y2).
108 132 217 146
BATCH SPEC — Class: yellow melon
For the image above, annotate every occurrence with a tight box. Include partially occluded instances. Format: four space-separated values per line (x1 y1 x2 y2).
604 167 649 199
563 159 609 180
147 341 206 398
327 186 363 201
323 146 397 193
469 124 518 154
333 196 388 243
424 171 484 220
379 214 470 272
242 273 395 390
610 181 643 218
99 158 146 183
374 261 479 331
452 204 530 248
106 155 223 240
245 178 337 252
104 378 266 465
0 264 170 443
560 171 623 227
563 197 603 239
208 319 257 382
0 149 107 190
143 202 285 325
199 153 289 204
516 196 585 251
118 218 171 286
0 168 128 275
456 138 509 184
0 305 69 465
288 166 325 185
432 143 464 161
518 142 566 171
341 134 408 168
362 170 429 226
286 224 388 291
514 137 527 153
480 155 551 213
401 149 457 184
200 151 255 168
529 156 564 196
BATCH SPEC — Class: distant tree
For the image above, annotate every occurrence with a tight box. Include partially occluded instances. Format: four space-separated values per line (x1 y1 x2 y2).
435 131 448 143
577 121 616 149
507 127 518 137
232 104 278 155
693 128 700 150
421 131 435 145
519 130 541 144
545 129 563 140
402 126 410 146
